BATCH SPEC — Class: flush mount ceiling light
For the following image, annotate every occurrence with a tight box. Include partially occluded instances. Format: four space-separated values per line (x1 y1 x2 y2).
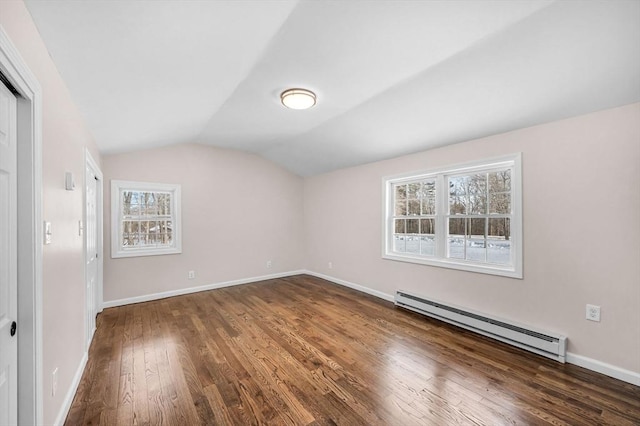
280 88 316 110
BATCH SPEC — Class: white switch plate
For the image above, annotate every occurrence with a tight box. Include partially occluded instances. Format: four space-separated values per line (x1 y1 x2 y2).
65 171 75 190
44 221 52 245
188 270 195 279
52 367 58 396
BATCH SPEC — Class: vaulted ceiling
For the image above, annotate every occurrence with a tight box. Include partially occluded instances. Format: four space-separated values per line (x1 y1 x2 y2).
25 0 640 176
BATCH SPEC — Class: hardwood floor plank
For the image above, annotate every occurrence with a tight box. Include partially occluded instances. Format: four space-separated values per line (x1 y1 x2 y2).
140 303 164 426
66 275 640 425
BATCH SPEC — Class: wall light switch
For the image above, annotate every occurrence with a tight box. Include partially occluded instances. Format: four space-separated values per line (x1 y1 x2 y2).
44 221 52 245
65 172 75 190
52 367 58 396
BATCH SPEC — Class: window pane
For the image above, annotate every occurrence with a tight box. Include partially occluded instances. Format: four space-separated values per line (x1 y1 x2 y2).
489 170 511 192
467 173 487 215
487 218 510 264
158 193 171 215
468 217 485 238
166 220 173 244
144 192 158 215
408 200 420 215
490 192 510 214
123 191 140 216
449 177 466 215
406 218 419 234
394 219 405 234
148 220 159 244
395 200 407 216
421 197 435 215
130 191 141 216
406 235 420 254
407 183 421 199
157 220 167 244
420 236 435 256
466 218 486 262
125 220 141 246
467 174 486 193
394 235 406 252
123 191 133 215
419 218 435 235
395 184 406 200
422 180 436 214
122 221 137 246
488 217 510 239
448 218 465 259
487 240 511 265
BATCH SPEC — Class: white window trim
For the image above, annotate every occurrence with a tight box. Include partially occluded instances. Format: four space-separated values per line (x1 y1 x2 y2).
382 153 523 279
111 180 182 258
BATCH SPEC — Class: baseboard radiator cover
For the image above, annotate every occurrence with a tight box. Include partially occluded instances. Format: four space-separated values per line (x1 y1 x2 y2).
395 290 567 363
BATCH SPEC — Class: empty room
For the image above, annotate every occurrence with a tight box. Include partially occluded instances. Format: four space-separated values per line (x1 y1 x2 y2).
1 0 639 424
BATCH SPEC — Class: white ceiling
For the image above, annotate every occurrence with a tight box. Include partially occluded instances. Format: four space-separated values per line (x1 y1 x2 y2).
25 0 640 176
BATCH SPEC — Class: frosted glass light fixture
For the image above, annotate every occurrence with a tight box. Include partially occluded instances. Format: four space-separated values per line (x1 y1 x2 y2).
280 88 316 110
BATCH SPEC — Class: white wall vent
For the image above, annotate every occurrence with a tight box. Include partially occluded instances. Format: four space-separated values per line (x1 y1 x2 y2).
395 290 567 363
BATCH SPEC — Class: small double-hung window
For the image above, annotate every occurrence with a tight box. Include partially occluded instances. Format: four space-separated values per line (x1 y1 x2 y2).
111 180 182 258
384 154 522 278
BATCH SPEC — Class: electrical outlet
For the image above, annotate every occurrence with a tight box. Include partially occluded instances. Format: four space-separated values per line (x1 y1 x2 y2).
188 270 195 279
52 368 58 396
266 260 272 269
586 304 601 322
328 262 333 269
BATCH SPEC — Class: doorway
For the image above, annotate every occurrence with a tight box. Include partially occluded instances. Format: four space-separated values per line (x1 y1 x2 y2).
85 150 103 349
0 26 44 425
0 71 18 426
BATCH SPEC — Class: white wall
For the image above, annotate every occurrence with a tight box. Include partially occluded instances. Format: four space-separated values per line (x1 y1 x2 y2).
0 2 102 424
303 103 640 376
103 143 304 302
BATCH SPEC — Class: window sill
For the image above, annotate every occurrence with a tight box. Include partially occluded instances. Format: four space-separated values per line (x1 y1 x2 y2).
382 252 522 279
112 246 182 259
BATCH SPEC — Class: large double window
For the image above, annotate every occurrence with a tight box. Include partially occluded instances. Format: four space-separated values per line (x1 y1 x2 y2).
111 180 182 258
383 154 522 278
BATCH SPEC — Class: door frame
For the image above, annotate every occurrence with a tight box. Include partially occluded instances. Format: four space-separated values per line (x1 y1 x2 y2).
0 26 43 425
84 149 103 350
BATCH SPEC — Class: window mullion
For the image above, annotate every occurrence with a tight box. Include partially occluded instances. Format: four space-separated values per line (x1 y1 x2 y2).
435 174 447 259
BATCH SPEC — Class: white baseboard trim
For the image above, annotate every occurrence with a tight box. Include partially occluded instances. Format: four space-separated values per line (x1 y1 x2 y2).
566 352 640 386
303 270 395 303
53 351 88 426
102 270 306 309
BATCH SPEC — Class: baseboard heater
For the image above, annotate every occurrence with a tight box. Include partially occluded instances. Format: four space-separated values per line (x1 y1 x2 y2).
395 290 567 363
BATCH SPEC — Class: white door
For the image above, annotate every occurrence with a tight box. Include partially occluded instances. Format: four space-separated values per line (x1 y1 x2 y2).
0 81 18 424
86 166 98 348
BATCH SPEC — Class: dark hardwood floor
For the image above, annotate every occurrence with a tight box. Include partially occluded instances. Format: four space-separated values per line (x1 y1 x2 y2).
65 275 640 425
